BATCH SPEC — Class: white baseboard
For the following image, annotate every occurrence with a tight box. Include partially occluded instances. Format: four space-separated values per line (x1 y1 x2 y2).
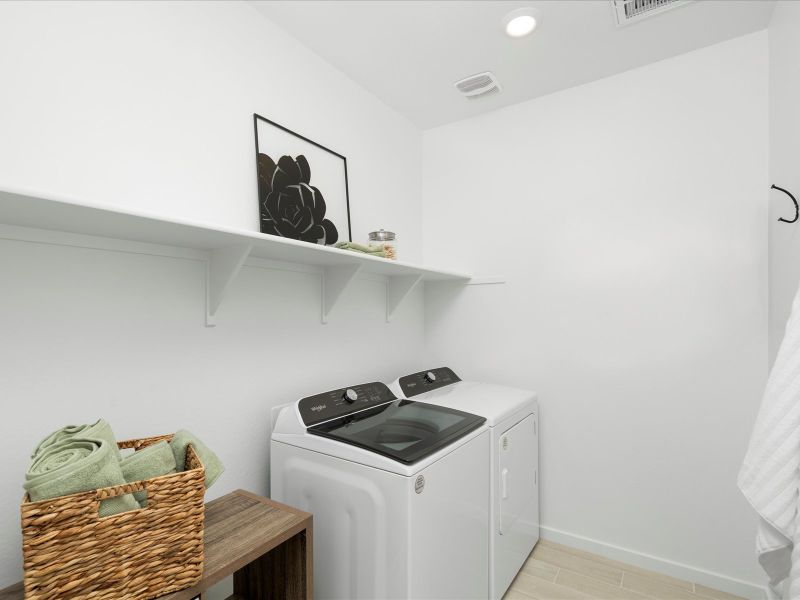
539 525 767 600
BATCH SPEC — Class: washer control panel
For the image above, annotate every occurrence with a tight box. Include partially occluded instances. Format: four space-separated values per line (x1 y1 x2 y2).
298 382 397 426
398 367 461 398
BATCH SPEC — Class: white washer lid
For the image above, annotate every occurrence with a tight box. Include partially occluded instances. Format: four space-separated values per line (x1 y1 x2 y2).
271 399 490 476
401 381 537 427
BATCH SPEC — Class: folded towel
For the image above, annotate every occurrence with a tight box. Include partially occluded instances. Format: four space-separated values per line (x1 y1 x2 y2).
24 437 139 516
119 440 177 506
32 419 121 461
335 241 396 260
335 241 380 253
170 429 224 488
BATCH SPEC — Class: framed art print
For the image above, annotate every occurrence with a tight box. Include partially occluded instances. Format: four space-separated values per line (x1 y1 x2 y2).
254 114 351 245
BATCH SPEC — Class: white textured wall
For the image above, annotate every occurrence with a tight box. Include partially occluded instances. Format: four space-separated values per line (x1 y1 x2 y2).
422 32 768 593
768 1 800 363
0 0 424 585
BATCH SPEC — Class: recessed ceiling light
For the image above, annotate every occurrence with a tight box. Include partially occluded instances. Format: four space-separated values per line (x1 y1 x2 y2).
503 7 541 38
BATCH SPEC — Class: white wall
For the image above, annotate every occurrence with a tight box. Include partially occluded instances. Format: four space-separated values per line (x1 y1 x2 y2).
422 32 768 595
768 1 800 363
0 0 422 257
0 0 425 585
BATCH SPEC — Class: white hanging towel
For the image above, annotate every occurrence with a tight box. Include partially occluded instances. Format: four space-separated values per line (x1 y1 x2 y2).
739 284 800 599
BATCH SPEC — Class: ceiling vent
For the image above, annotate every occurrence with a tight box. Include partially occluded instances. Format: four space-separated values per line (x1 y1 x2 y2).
611 0 692 26
454 72 501 100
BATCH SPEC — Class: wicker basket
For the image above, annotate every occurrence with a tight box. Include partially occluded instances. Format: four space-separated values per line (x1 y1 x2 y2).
21 434 206 600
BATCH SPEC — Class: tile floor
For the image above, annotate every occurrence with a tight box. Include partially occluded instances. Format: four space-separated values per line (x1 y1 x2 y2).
503 540 746 600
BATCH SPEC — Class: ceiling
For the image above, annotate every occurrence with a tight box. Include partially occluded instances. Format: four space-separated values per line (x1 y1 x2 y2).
252 0 776 129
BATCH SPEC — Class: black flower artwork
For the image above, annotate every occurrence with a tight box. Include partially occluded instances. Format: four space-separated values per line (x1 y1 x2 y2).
257 153 339 245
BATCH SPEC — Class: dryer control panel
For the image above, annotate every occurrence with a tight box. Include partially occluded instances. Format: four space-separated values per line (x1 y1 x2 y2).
298 381 397 426
398 367 461 398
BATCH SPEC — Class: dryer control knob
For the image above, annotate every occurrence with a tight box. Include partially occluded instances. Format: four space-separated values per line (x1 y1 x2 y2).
343 388 358 403
424 371 437 383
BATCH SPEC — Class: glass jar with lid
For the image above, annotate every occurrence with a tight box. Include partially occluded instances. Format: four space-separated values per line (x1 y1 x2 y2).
368 229 397 260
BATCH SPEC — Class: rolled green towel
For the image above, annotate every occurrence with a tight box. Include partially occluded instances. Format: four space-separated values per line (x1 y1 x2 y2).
170 430 224 488
119 440 177 506
335 241 380 253
24 437 139 517
32 419 121 461
335 241 391 257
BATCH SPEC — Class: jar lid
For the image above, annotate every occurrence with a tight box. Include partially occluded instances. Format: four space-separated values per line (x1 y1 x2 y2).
368 229 396 241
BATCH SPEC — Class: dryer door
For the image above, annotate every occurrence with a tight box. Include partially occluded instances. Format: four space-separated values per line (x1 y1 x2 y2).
496 413 539 598
499 414 537 535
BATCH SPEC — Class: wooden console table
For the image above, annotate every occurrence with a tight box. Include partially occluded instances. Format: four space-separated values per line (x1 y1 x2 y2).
0 489 312 600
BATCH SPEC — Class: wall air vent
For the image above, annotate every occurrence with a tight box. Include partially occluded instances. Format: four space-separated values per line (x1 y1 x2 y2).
611 0 692 26
454 72 501 100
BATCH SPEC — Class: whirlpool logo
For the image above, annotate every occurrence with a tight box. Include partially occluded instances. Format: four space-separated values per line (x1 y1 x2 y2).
310 404 326 412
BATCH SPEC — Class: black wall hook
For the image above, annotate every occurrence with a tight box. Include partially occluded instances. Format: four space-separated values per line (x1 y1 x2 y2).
772 184 799 224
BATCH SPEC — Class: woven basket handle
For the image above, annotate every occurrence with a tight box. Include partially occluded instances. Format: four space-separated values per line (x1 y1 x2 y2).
95 481 147 502
117 433 173 451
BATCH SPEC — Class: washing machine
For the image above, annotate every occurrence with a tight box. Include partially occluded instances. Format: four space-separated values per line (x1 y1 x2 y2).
270 380 490 599
389 368 539 600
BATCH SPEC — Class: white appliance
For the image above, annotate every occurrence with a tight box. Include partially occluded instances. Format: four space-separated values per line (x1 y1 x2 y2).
389 368 539 600
270 380 490 600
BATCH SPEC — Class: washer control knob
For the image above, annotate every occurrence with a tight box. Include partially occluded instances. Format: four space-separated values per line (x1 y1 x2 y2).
343 388 358 403
424 371 437 383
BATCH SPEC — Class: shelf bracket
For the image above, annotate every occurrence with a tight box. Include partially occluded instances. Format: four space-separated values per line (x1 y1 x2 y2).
321 264 362 323
466 276 506 285
206 244 253 327
386 274 424 323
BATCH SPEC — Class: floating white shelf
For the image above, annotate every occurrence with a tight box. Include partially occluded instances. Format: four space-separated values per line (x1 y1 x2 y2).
0 186 473 325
